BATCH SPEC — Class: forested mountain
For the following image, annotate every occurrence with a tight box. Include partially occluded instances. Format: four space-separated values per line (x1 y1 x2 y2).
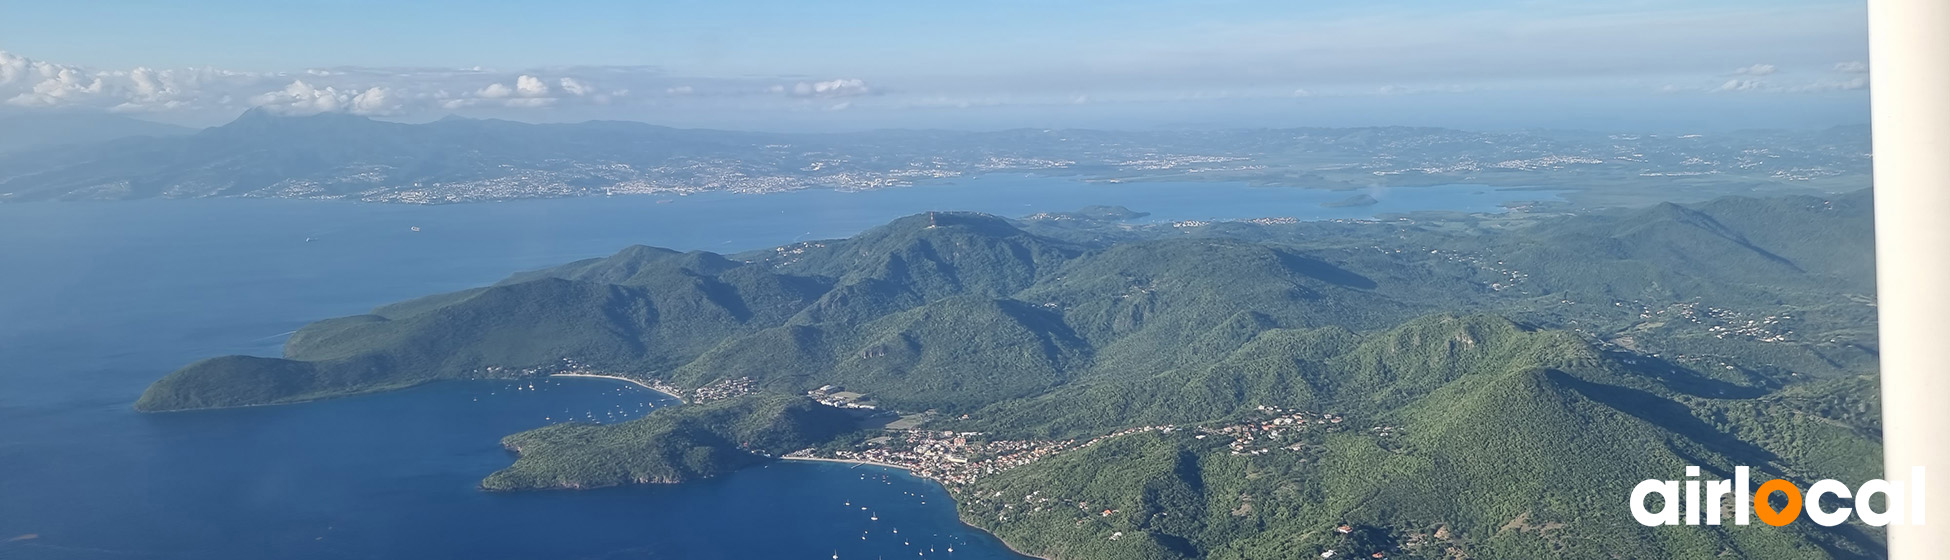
136 189 1883 559
483 394 858 491
952 314 1882 559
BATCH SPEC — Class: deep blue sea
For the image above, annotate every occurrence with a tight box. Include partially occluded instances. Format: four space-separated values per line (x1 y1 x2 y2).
0 176 1558 559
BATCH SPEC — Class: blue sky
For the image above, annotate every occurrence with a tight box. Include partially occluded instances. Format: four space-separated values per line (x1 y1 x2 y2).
0 0 1871 131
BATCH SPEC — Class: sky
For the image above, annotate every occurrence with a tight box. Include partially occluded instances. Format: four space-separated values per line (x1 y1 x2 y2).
0 0 1872 131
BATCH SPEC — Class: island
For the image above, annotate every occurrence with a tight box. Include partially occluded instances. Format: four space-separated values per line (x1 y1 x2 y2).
139 191 1886 559
1319 193 1380 208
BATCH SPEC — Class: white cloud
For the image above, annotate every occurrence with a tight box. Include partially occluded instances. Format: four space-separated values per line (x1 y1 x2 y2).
0 51 668 119
1679 74 1867 94
453 74 596 107
8 68 105 107
1785 76 1868 93
666 85 694 95
0 51 31 85
113 67 202 112
1732 64 1776 76
250 80 344 114
1834 61 1869 73
789 78 871 98
440 73 627 107
2 51 280 112
127 68 171 99
1 51 109 107
1716 79 1765 92
246 81 401 115
349 86 398 115
477 82 514 99
514 75 549 97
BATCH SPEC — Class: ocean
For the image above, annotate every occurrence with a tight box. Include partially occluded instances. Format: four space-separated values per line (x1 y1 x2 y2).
0 176 1558 559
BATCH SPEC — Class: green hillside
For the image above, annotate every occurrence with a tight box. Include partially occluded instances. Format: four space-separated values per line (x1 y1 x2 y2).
142 191 1877 413
482 394 858 491
955 321 1880 559
135 190 1886 559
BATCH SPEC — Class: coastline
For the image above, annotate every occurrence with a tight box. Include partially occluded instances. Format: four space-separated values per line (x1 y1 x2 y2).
778 456 1054 560
547 373 685 402
778 455 916 472
133 379 432 413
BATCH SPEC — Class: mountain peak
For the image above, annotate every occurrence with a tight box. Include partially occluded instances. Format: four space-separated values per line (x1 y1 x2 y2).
195 109 398 143
215 108 377 128
884 211 1023 237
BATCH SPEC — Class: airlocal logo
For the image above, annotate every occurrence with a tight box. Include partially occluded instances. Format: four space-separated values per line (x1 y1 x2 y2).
1631 466 1926 527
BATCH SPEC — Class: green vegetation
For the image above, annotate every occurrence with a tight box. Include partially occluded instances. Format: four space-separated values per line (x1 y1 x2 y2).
138 190 1885 559
952 315 1882 559
482 394 858 491
1320 193 1379 208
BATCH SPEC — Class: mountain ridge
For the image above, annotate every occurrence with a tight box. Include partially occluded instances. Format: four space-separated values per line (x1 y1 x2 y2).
132 191 1884 558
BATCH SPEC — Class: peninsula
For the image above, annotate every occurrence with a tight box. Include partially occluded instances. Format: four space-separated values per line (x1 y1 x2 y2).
139 192 1885 559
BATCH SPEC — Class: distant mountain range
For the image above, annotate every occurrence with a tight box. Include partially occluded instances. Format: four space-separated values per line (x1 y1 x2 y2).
0 110 1871 206
0 112 190 154
138 189 1883 559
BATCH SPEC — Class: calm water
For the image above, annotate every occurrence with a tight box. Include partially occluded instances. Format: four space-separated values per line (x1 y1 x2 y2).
0 176 1557 559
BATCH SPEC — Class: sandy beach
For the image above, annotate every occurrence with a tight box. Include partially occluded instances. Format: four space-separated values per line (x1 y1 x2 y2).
547 373 685 402
778 455 916 471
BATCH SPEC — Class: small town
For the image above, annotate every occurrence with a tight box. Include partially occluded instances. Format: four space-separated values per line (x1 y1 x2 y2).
788 405 1372 489
804 385 879 409
687 376 758 402
788 424 1180 486
1196 405 1353 456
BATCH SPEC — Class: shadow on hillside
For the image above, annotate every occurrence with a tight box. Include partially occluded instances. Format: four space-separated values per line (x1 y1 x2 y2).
1275 251 1379 289
1546 370 1780 468
1604 351 1769 400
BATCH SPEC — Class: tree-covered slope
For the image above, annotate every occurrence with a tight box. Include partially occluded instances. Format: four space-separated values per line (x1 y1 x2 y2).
482 394 858 491
139 274 787 411
139 245 833 411
1018 238 1420 379
1457 190 1873 303
133 190 1887 559
959 314 1602 438
955 325 1880 560
141 190 1878 415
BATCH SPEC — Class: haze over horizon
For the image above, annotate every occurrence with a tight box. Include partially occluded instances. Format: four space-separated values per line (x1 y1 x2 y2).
1 0 1871 132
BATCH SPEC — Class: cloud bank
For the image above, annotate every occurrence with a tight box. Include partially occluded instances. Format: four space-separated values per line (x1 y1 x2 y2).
0 11 1870 132
1656 60 1870 95
0 50 877 121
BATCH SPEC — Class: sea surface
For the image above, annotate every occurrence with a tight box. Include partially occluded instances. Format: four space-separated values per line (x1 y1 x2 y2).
0 176 1559 559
